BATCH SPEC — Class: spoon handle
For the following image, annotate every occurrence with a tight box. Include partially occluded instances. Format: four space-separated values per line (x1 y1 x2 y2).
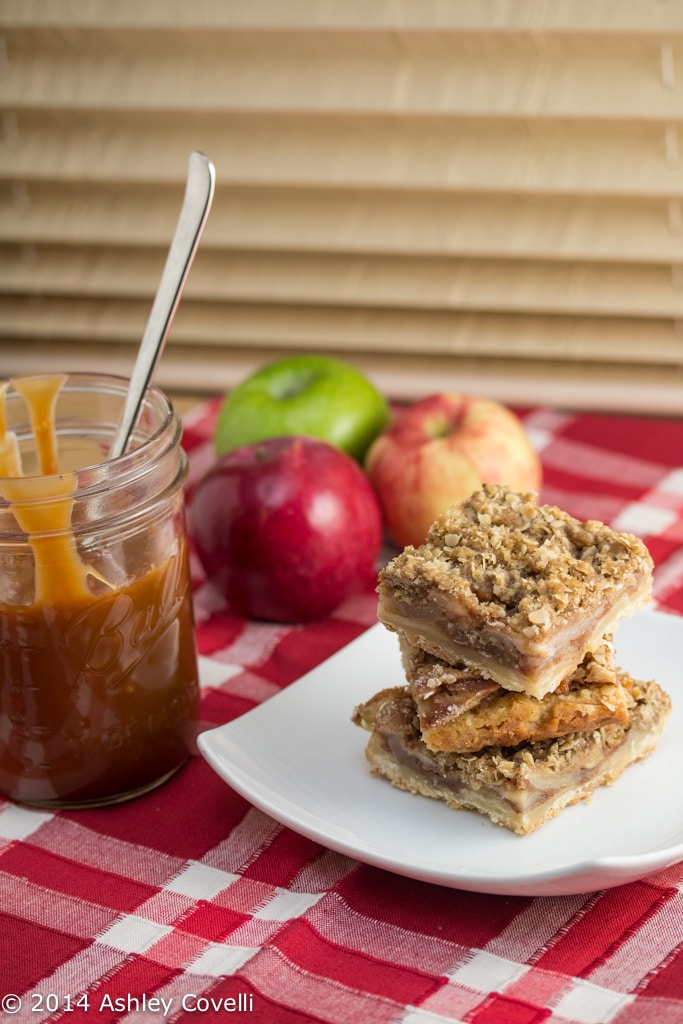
109 151 215 458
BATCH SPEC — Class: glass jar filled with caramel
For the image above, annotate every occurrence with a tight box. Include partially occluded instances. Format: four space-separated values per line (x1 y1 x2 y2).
0 373 200 807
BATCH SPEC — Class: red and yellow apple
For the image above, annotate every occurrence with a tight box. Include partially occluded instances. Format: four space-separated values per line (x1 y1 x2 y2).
365 393 542 549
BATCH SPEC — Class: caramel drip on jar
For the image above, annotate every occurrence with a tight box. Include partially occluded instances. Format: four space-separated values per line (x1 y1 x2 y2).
12 375 66 475
0 383 22 477
1 473 92 604
0 375 92 604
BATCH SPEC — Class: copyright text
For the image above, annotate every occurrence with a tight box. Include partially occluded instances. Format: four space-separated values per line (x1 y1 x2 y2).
1 991 254 1016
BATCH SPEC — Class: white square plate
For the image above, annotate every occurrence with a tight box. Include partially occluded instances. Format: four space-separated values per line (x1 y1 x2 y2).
198 608 683 896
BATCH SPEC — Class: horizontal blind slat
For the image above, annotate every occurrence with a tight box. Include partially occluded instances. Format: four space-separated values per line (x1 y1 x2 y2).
5 0 683 33
4 247 683 319
4 30 683 120
4 185 683 263
1 340 681 415
2 296 682 367
4 113 683 199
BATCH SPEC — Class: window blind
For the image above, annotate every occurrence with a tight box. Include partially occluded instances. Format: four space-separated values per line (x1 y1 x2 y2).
2 0 683 412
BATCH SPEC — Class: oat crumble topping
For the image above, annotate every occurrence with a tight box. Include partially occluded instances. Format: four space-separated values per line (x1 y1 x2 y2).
379 485 653 635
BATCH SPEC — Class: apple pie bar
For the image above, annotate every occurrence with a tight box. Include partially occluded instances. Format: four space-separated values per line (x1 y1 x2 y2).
378 485 653 699
353 676 671 835
400 636 631 753
354 485 670 833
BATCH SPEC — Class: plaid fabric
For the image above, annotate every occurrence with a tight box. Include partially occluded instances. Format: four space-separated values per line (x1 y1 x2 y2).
1 399 682 1024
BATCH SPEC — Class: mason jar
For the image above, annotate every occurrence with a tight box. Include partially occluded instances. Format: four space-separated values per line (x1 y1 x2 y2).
0 372 200 807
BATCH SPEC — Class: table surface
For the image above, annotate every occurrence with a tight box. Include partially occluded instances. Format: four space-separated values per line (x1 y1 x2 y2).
2 399 683 1024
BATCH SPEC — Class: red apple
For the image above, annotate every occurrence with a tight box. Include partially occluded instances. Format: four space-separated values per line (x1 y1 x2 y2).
191 435 383 622
365 393 542 549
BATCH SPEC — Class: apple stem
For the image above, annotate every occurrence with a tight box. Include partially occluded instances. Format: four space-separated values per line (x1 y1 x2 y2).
429 417 455 439
272 371 318 401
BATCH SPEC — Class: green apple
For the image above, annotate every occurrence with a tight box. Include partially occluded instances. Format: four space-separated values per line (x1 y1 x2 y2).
215 354 390 462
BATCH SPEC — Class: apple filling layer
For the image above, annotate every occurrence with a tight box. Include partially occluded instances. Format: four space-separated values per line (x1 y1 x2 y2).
381 587 649 699
400 637 630 753
353 678 671 835
378 485 653 698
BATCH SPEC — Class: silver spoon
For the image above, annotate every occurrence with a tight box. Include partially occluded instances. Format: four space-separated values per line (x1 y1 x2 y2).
109 151 215 458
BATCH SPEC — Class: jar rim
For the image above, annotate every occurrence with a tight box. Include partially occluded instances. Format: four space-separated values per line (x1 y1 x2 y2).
0 374 186 538
0 372 180 497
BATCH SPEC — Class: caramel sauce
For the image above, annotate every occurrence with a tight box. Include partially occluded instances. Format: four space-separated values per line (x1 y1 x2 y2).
0 375 89 603
0 375 199 806
12 373 65 475
0 383 21 477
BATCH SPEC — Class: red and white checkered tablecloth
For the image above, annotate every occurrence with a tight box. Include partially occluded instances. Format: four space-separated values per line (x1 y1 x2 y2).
1 399 683 1024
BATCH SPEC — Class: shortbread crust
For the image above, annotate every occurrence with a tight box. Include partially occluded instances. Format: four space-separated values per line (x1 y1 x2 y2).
401 636 629 752
352 676 670 834
378 485 653 698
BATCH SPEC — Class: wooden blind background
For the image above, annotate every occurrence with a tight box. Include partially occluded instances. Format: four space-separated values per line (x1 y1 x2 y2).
2 0 683 412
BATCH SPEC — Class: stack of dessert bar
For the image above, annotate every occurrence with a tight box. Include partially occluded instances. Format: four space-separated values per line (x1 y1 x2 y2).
353 485 671 834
